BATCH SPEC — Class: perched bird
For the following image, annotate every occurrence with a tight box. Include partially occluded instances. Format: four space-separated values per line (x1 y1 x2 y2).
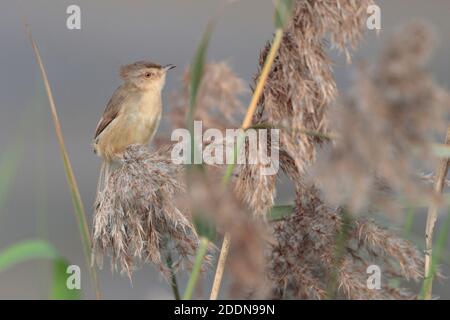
93 61 175 191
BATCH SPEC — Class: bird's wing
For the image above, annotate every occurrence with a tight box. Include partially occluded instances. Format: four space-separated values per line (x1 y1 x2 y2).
94 84 129 139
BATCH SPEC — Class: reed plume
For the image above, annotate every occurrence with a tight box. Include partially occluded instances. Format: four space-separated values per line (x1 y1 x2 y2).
312 23 450 213
91 1 449 300
236 0 375 217
186 173 266 295
169 62 246 131
229 0 431 299
268 185 423 299
92 144 199 278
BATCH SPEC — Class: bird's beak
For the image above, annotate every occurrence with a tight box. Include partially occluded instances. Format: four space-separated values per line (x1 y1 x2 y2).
163 64 176 72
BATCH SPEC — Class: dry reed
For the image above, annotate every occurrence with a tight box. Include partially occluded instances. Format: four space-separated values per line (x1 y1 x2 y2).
93 145 199 278
267 185 423 299
169 62 246 132
312 23 449 214
236 0 375 217
231 1 438 299
90 0 450 300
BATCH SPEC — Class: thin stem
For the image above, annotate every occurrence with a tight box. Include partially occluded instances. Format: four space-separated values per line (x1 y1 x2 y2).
210 234 231 300
222 29 284 185
250 123 336 141
183 237 209 300
421 207 450 299
211 28 285 299
25 22 101 299
403 206 415 238
242 29 284 130
423 126 450 300
165 252 180 300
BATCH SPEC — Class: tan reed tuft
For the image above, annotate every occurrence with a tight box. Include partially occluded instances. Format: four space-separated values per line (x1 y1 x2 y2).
93 144 199 278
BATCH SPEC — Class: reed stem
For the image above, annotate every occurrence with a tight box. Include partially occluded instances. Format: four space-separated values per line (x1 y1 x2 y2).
166 251 181 300
423 126 450 299
25 23 101 299
210 28 284 300
183 237 209 300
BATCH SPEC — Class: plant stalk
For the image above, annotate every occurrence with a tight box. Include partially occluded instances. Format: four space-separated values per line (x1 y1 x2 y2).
210 28 284 300
166 251 180 300
25 23 101 299
423 126 450 300
183 237 209 300
209 233 231 300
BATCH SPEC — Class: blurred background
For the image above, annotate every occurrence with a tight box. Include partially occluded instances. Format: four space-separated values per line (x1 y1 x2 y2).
0 0 449 299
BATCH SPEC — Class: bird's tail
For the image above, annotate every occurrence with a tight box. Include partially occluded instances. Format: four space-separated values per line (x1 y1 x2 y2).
93 160 112 268
96 159 123 198
96 161 112 198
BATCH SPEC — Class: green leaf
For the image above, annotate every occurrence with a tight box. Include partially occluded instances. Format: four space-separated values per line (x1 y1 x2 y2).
222 129 246 185
0 240 81 300
193 213 216 241
0 240 58 272
268 205 294 221
188 22 214 120
51 258 81 300
27 24 100 298
185 22 217 240
183 237 209 300
403 206 416 237
187 22 214 166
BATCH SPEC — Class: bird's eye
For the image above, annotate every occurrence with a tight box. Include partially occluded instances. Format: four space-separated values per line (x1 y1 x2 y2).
145 72 152 78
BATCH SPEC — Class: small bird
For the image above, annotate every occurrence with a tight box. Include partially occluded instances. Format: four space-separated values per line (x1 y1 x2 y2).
93 61 175 191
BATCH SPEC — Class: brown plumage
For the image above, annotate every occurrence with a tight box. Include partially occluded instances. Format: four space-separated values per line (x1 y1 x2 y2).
94 83 129 141
119 60 163 79
93 60 175 197
93 61 175 160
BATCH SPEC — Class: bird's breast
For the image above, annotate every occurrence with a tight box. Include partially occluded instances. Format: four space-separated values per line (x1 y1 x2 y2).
130 91 162 141
95 91 162 160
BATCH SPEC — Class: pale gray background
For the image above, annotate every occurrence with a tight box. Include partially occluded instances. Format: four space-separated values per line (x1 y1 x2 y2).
0 0 449 299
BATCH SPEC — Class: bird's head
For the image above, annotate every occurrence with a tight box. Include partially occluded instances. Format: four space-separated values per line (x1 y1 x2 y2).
119 60 176 92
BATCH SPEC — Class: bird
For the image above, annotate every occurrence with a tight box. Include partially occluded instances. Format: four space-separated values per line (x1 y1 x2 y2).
93 60 175 192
